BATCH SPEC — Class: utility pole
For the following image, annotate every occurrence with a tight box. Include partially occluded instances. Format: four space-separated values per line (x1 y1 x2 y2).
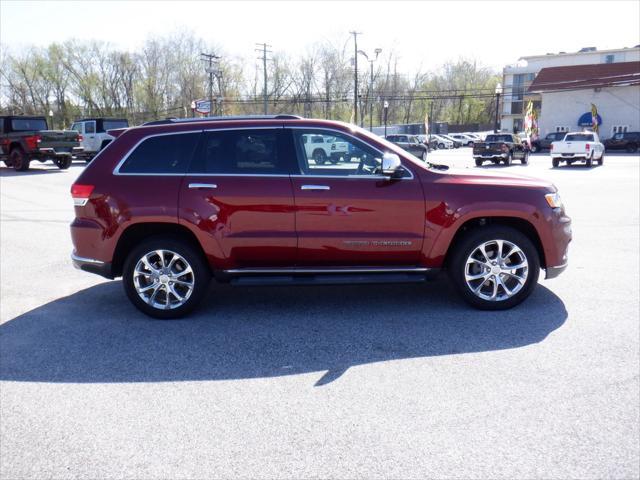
350 31 361 125
256 43 272 115
200 52 221 116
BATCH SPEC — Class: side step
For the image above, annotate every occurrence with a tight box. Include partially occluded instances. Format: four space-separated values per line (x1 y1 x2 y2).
223 267 438 286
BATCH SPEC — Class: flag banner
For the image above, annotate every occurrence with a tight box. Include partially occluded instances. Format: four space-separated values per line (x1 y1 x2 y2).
591 103 599 133
523 100 539 148
424 111 429 136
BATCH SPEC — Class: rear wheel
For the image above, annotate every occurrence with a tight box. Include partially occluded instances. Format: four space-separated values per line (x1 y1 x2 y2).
530 144 539 153
626 143 638 153
522 151 529 165
421 150 428 161
504 152 513 166
586 153 593 168
10 147 30 171
448 226 540 310
312 149 327 165
122 236 211 319
438 143 445 149
54 157 72 170
552 158 560 168
598 153 604 166
475 158 483 167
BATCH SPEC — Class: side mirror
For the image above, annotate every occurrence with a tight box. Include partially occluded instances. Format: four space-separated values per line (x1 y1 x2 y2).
382 153 402 177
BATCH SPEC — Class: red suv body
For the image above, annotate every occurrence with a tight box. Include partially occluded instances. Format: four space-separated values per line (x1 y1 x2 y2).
70 116 571 318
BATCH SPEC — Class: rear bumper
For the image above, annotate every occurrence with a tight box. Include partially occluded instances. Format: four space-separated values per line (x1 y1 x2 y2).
474 153 508 159
71 251 114 279
551 153 588 159
37 146 84 157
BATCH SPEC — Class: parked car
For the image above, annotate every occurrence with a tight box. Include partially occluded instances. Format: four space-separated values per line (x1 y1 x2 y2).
550 131 605 168
440 134 462 148
302 133 349 164
0 116 83 171
449 133 476 147
603 131 640 153
70 115 571 318
431 134 454 149
416 134 438 151
530 132 566 153
386 134 428 160
71 118 129 161
473 133 529 166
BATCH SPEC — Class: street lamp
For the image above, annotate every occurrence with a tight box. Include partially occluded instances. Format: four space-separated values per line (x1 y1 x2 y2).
357 48 382 130
494 82 503 133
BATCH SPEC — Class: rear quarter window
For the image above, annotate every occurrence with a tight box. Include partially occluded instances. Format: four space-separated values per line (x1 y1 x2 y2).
118 132 200 174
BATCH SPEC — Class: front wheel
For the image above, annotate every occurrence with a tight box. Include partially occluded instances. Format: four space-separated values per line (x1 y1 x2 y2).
448 226 540 310
312 150 327 165
421 150 428 161
54 157 72 170
122 237 211 319
530 144 539 153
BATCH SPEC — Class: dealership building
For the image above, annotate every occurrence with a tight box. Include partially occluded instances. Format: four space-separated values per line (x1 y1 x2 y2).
501 47 640 138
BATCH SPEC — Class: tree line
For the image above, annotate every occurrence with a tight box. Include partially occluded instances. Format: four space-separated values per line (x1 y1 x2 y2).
0 31 501 129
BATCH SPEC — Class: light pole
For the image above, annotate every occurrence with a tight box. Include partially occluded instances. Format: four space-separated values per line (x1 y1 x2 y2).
357 48 382 130
494 82 503 133
383 100 389 137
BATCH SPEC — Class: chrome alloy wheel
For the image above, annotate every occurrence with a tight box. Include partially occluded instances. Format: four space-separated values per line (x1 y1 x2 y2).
464 239 528 301
133 249 194 310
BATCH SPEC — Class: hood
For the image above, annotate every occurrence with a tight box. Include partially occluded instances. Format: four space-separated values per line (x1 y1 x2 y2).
433 167 554 190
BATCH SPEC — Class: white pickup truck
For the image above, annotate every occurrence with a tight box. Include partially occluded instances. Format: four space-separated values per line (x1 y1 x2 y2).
302 133 349 165
550 131 605 168
70 118 129 161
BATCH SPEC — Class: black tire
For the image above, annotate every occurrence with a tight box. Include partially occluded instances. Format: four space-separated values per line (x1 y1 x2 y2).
312 149 327 165
438 143 445 149
448 226 540 310
10 147 30 171
586 153 593 168
598 153 604 166
122 236 211 319
475 158 483 167
54 157 72 170
521 151 529 165
421 150 428 161
626 143 637 153
552 158 560 168
504 152 513 166
530 144 539 153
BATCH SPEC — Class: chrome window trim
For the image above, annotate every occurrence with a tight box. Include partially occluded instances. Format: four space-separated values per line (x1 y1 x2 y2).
285 126 415 180
112 124 415 180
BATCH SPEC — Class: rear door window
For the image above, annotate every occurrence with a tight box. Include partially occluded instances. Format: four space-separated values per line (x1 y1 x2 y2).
189 129 291 175
118 132 201 174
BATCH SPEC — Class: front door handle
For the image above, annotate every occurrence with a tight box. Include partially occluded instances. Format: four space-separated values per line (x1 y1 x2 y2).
300 185 330 191
188 183 218 190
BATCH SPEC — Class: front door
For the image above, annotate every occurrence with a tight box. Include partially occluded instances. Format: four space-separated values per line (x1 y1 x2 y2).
179 128 297 269
289 128 425 267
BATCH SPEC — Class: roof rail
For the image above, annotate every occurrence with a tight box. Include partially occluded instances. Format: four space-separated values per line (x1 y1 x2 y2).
142 114 302 126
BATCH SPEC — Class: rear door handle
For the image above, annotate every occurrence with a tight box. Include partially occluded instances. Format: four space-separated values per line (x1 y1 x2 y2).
300 185 330 191
188 183 218 190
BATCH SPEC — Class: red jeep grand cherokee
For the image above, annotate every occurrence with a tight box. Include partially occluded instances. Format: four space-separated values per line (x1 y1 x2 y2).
70 115 571 318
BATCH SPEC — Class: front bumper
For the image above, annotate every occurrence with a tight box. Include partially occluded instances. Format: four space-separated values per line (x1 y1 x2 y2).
545 262 568 279
71 251 114 279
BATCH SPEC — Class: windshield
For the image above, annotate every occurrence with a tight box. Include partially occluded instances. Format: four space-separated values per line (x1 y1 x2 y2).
485 134 512 142
103 120 129 130
565 134 594 142
11 118 48 131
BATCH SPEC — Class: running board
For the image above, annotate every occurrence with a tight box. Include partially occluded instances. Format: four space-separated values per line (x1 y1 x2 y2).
221 267 439 286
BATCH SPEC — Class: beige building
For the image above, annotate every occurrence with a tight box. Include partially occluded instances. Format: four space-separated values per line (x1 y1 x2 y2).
501 46 640 134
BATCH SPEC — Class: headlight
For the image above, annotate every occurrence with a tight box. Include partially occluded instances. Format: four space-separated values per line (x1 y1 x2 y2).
545 192 563 209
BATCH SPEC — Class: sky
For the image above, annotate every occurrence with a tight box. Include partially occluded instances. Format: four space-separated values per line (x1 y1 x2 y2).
1 0 639 73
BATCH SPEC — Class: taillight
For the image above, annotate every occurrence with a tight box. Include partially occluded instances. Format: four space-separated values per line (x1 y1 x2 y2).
24 135 41 150
78 134 83 142
585 143 590 151
550 144 554 151
71 183 95 206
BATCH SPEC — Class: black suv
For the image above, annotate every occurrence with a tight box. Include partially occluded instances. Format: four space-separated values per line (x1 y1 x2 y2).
385 134 428 161
530 132 566 153
603 132 640 153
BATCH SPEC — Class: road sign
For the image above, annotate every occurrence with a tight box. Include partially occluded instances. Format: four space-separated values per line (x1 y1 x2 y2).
193 99 211 114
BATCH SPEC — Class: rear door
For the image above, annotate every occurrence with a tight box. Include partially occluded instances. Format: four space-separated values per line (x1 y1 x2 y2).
289 128 425 266
84 121 98 152
179 128 297 269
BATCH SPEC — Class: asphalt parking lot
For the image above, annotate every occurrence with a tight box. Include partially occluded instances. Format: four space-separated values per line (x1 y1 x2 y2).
1 149 638 479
